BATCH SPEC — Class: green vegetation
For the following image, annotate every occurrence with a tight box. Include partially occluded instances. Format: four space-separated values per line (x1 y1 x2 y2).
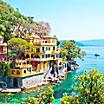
22 88 54 104
8 38 34 68
0 62 10 77
61 70 104 104
60 40 86 60
0 0 51 42
0 0 34 41
21 69 104 104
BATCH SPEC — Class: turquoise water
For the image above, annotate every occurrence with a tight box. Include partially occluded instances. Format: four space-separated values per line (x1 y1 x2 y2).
0 46 104 104
52 46 104 103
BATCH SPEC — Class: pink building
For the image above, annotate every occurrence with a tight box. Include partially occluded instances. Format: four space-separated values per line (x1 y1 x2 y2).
0 36 7 61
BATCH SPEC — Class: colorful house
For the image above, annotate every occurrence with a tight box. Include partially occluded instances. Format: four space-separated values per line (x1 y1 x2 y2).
6 35 63 88
24 35 62 74
0 36 7 61
7 60 44 88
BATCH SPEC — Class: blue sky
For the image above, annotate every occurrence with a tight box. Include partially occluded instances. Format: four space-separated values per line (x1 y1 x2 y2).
4 0 104 41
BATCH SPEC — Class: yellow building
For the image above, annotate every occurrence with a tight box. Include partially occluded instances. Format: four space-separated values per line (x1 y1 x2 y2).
25 35 62 74
8 59 44 88
7 35 62 88
0 36 7 61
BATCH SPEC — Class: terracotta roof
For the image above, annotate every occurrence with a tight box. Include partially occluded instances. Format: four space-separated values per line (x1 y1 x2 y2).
25 35 40 40
42 36 57 39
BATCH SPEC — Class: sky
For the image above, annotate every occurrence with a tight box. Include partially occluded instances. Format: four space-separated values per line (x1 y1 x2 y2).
4 0 104 41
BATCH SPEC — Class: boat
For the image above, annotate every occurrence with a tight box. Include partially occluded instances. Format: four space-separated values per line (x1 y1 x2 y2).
95 53 100 57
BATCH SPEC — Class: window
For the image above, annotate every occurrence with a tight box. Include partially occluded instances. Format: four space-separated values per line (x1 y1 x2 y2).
17 70 20 75
52 55 55 59
24 70 26 73
52 40 54 43
11 70 14 74
48 54 50 58
19 63 21 65
45 41 47 43
65 64 66 68
27 68 31 72
48 47 50 50
42 55 44 58
56 53 59 58
46 47 50 50
23 62 26 64
27 61 29 64
59 62 62 65
42 47 45 52
53 47 55 50
46 47 48 50
46 54 48 58
36 48 40 52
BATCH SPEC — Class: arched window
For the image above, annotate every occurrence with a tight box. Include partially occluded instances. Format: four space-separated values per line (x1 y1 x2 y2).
59 62 62 65
26 54 30 58
11 70 14 74
24 70 26 73
16 70 20 75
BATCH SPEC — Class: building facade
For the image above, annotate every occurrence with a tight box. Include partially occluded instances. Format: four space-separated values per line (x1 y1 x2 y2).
7 35 63 88
0 36 7 61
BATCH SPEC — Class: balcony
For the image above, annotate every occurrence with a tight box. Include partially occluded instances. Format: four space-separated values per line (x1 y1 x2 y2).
0 51 7 54
0 43 7 46
33 42 41 45
26 57 54 61
8 69 44 78
33 42 56 46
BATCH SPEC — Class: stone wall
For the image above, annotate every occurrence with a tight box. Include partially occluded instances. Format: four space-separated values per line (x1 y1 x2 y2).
22 74 44 88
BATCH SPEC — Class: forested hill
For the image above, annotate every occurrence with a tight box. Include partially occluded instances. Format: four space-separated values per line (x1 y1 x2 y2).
0 0 33 25
79 39 104 46
59 39 104 47
0 0 51 42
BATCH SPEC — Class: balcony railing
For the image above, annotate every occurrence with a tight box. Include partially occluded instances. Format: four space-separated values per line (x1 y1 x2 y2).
33 42 56 46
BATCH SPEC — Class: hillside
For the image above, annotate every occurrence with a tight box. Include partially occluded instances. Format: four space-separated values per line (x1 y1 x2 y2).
59 39 104 47
0 0 33 25
59 40 84 47
79 39 104 46
0 0 51 42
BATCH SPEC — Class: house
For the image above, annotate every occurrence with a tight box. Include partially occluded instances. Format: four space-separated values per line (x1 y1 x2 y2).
0 36 7 61
24 35 62 74
7 35 63 88
7 59 44 88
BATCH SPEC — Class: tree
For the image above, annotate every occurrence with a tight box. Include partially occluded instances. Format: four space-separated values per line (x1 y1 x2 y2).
61 40 86 60
60 48 68 60
57 40 60 47
8 38 34 68
0 62 10 79
61 70 104 104
22 88 54 104
0 13 13 42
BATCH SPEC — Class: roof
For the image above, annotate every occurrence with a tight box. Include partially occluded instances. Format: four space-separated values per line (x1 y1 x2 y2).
31 35 40 39
25 35 40 40
16 59 27 63
42 36 57 39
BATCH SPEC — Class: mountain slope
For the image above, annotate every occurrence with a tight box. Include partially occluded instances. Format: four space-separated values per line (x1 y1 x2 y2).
79 39 104 46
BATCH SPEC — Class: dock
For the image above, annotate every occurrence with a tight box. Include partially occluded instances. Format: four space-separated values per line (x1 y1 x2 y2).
0 88 21 93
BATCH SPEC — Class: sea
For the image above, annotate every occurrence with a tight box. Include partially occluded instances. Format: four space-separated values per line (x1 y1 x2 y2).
0 46 104 104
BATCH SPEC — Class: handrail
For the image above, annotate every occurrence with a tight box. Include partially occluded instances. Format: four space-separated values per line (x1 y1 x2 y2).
0 81 7 89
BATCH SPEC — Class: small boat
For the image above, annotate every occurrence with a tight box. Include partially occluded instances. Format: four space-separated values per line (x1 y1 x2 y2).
95 53 100 57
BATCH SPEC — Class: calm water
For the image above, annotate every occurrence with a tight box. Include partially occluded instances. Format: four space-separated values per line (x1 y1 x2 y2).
0 46 104 104
52 46 104 103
